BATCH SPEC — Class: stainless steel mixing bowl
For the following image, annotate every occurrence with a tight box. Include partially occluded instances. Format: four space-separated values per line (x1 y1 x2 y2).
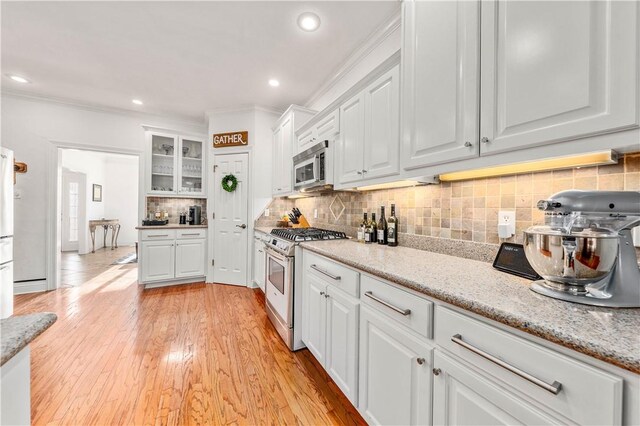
523 226 619 285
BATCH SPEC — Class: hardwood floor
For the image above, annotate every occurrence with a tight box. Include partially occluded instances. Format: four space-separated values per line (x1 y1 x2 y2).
60 246 137 287
14 257 365 426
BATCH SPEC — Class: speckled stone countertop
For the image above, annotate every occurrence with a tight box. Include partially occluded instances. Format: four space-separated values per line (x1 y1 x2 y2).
135 224 208 230
300 240 640 374
254 226 274 235
1 313 57 366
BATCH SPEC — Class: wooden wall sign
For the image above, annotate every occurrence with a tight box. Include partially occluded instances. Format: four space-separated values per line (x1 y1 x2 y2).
213 131 249 148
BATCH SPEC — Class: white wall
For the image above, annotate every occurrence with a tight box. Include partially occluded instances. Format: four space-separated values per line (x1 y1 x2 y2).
1 94 206 286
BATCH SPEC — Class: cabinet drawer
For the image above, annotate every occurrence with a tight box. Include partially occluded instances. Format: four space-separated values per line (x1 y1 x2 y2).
304 251 359 298
140 229 176 241
176 229 207 239
360 275 433 339
435 307 623 425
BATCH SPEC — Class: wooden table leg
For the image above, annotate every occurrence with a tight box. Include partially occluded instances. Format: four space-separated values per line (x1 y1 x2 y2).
90 226 96 253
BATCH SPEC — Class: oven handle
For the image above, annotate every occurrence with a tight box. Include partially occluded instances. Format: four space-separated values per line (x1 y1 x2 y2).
264 245 291 263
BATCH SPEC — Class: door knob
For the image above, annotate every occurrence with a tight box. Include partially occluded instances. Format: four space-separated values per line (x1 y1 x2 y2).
433 368 441 375
481 137 490 144
417 357 426 365
464 141 473 147
236 224 247 229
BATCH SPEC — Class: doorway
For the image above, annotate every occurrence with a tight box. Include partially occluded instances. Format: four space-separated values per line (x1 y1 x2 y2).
57 148 140 287
212 152 249 286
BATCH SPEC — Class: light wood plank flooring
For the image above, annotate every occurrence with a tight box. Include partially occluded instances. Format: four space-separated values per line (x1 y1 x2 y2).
15 254 365 425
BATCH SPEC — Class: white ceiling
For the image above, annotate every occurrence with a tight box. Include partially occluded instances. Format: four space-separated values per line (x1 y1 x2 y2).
1 1 399 122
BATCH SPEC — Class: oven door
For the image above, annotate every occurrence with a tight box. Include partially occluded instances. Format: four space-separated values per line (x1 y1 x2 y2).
265 247 294 327
293 155 320 190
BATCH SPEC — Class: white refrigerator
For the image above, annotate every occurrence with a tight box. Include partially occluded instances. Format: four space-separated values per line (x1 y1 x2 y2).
1 147 14 318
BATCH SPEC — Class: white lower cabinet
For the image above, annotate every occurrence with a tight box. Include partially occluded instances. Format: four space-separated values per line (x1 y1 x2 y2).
252 235 266 291
358 305 433 426
140 240 175 282
433 351 559 425
302 260 360 405
139 229 206 285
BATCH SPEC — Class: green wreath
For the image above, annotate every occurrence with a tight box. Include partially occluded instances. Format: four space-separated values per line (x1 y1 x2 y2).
221 174 238 192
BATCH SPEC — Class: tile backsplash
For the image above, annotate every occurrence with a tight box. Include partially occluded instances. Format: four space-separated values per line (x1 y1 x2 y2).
293 153 640 246
146 197 207 224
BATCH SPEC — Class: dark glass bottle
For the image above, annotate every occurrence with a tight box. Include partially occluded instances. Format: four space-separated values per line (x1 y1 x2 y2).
377 206 388 245
387 204 398 247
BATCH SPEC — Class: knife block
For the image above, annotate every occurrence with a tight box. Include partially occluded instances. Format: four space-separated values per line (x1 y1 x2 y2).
292 215 311 228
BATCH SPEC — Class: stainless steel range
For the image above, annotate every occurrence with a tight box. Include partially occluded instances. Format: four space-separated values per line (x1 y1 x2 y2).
263 228 348 350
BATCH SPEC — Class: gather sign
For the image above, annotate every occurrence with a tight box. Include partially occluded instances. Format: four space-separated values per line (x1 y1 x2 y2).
212 131 249 148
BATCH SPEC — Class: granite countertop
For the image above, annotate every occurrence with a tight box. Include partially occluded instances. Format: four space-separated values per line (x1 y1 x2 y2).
136 224 208 230
254 226 274 234
1 313 57 366
300 240 640 374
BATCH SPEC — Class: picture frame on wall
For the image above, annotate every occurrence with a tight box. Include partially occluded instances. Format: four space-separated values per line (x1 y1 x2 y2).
92 184 102 202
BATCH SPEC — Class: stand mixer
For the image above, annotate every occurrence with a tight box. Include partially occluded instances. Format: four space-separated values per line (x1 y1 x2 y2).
523 190 640 308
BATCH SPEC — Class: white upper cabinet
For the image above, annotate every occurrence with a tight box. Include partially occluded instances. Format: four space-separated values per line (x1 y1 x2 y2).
402 0 480 170
296 109 340 154
336 64 400 188
337 93 366 185
479 0 639 155
147 131 205 197
272 105 316 197
363 65 401 180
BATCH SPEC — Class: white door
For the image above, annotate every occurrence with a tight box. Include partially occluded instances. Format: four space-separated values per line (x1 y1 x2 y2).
480 0 639 155
140 240 175 282
363 65 400 180
433 351 559 425
337 94 365 185
175 239 205 278
302 273 327 365
61 171 85 252
359 306 433 426
325 286 360 405
402 0 480 169
213 153 249 286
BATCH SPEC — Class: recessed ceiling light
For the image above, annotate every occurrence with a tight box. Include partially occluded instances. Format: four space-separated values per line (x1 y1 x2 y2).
8 75 30 84
268 79 280 87
132 99 143 105
297 12 320 32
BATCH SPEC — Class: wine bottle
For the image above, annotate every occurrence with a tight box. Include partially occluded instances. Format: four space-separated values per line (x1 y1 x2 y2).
369 213 377 245
377 206 388 245
388 204 398 246
358 212 368 243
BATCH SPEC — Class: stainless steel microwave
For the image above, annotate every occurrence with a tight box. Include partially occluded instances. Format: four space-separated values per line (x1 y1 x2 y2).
292 140 333 193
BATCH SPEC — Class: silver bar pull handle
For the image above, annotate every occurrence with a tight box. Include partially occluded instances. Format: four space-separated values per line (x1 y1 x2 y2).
451 334 562 395
310 264 341 281
364 291 411 316
180 233 201 236
148 234 169 238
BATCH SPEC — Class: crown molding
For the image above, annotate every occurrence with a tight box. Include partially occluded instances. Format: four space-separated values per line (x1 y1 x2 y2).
205 104 284 116
304 9 401 108
1 89 208 128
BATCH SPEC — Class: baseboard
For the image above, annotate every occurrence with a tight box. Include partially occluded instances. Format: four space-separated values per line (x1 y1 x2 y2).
14 279 47 294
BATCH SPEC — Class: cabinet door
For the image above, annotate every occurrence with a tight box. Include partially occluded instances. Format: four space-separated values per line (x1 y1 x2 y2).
297 128 315 154
325 286 360 405
175 239 205 278
178 137 205 197
358 306 432 426
279 116 293 194
140 240 175 282
402 0 480 169
337 94 365 185
363 65 400 180
433 351 560 425
148 133 178 195
253 239 265 291
272 126 283 195
302 274 327 365
315 109 340 142
480 0 639 155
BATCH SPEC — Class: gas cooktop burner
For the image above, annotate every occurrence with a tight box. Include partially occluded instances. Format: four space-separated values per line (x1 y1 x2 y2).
270 228 348 242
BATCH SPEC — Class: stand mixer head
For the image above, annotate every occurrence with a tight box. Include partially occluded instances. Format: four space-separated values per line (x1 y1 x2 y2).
523 190 640 308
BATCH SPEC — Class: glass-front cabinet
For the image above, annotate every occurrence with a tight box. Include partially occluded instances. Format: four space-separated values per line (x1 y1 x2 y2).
147 131 205 197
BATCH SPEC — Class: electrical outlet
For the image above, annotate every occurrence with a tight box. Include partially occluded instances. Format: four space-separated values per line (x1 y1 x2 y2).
498 210 516 238
314 209 318 219
264 208 270 217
